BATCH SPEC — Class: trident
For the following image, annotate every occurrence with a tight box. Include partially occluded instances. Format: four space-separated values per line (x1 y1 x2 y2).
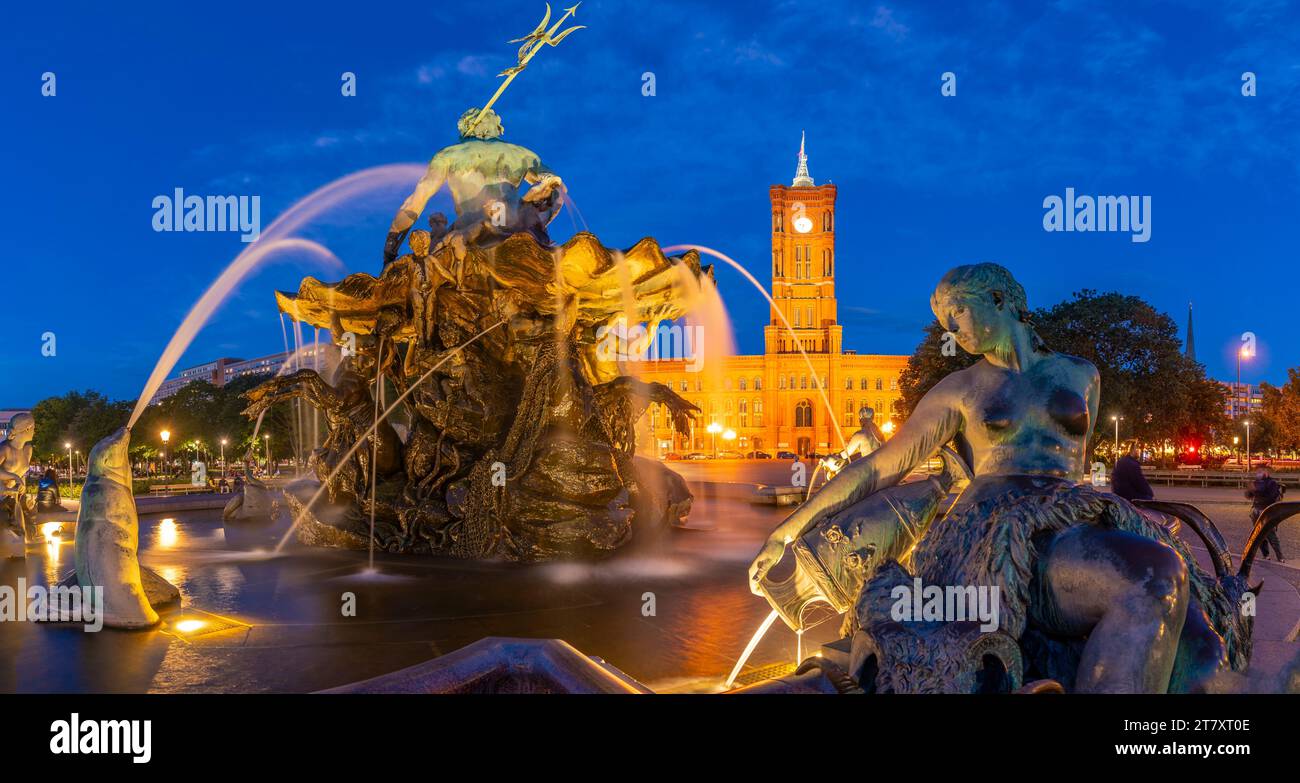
471 3 585 130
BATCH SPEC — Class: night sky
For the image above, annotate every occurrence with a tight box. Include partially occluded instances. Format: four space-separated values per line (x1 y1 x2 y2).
3 0 1297 407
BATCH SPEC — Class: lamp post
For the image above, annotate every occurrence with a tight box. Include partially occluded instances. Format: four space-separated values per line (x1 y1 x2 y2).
264 434 271 473
1233 435 1240 468
1244 420 1252 472
160 430 170 477
1110 414 1124 456
65 442 72 483
220 438 227 477
1235 346 1252 419
722 428 737 457
706 422 721 458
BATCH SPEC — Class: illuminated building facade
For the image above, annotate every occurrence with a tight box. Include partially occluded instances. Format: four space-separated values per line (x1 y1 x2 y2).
635 137 908 456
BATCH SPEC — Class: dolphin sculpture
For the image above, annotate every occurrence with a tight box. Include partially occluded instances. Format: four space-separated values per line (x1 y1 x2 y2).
68 427 178 628
222 462 280 521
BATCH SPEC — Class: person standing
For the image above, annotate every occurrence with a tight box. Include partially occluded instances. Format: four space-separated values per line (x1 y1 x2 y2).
1112 443 1154 502
1246 466 1286 563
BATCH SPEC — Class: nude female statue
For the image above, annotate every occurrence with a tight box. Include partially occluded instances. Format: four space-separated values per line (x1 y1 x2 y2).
749 263 1239 693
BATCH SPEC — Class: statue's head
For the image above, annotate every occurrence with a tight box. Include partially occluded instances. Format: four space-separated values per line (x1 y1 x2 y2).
458 107 504 140
858 406 875 425
87 427 130 486
931 263 1034 356
429 212 448 232
409 229 431 256
5 412 34 445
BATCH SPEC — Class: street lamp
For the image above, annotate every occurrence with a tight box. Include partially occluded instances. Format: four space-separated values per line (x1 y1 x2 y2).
220 438 227 477
706 422 721 458
264 433 271 473
1244 420 1252 472
65 442 72 483
722 428 737 457
1235 346 1252 419
1110 414 1124 456
1233 435 1240 468
160 430 170 476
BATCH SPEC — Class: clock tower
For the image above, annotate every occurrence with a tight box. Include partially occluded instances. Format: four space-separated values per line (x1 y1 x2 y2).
764 132 841 355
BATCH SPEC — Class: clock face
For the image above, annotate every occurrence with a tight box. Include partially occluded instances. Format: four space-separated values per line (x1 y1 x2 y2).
793 216 813 233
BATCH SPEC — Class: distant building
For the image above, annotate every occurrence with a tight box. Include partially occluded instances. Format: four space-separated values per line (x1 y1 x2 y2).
1219 380 1263 419
634 136 909 457
149 346 333 404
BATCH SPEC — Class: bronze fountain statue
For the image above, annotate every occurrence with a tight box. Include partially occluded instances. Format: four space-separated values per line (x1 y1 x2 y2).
0 411 35 555
749 263 1300 693
243 102 703 558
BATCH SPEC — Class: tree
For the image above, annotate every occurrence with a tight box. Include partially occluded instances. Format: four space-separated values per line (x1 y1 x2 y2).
894 321 978 419
893 290 1227 453
30 390 130 460
28 375 307 469
1034 291 1226 448
1259 370 1300 455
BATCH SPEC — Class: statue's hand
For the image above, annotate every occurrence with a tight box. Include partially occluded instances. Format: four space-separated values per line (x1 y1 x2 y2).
383 230 407 265
524 174 564 203
748 535 787 595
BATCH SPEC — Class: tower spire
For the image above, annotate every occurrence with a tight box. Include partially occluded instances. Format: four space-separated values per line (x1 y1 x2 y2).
1185 301 1196 361
792 130 814 187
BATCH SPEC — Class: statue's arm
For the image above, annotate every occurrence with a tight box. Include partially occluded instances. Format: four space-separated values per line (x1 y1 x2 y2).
1086 365 1100 455
386 159 447 261
0 453 20 489
771 383 962 544
522 159 563 201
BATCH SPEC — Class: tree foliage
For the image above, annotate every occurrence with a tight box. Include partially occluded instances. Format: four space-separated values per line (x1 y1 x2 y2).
1259 370 1300 455
29 376 302 464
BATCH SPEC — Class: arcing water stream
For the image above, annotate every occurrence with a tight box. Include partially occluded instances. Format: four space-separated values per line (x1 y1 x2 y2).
126 163 427 429
663 244 846 450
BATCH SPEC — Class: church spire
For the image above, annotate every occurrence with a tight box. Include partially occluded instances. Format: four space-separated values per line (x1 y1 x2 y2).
792 131 814 187
1185 302 1196 361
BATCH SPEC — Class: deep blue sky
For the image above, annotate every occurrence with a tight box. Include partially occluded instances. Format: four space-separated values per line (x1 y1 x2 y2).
3 0 1298 407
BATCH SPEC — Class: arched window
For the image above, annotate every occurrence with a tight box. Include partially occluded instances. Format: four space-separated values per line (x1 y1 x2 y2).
800 375 808 389
652 404 660 428
738 377 747 391
754 376 762 390
739 399 748 428
795 400 813 428
754 398 764 427
876 377 883 391
859 377 868 390
844 378 852 390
